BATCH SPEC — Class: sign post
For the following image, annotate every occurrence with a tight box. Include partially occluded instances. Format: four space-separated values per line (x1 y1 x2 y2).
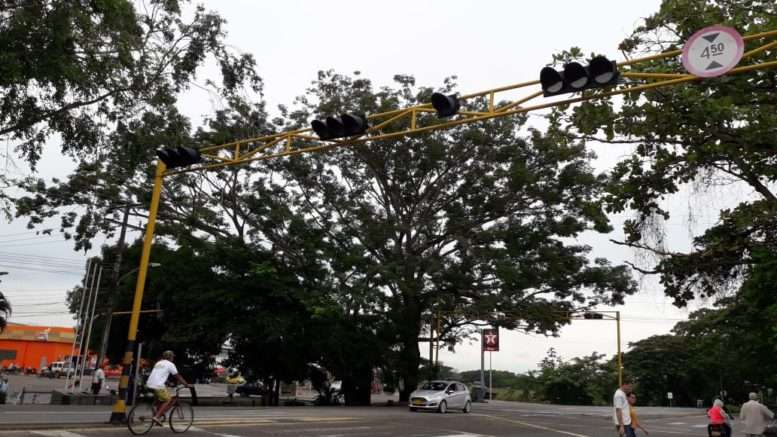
482 328 499 401
667 391 674 408
682 25 745 78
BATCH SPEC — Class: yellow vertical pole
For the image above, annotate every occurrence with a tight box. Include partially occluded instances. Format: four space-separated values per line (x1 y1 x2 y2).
616 311 623 386
109 161 166 423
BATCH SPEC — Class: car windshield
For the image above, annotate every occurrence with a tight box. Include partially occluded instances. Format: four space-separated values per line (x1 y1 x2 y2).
421 382 448 391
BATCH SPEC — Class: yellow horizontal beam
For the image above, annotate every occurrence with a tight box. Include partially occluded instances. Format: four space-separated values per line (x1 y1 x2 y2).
164 28 777 177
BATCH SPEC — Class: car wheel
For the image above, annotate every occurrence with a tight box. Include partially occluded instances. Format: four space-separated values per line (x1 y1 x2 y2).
463 401 472 413
409 407 417 412
438 400 447 414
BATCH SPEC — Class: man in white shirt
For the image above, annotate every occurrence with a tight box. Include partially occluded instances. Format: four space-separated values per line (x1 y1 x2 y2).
91 367 105 395
146 350 189 425
740 392 775 437
613 379 635 437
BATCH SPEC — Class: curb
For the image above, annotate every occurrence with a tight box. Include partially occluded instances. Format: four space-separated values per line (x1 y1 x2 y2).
0 422 108 431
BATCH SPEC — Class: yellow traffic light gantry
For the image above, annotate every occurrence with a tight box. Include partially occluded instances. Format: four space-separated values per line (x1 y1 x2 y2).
111 27 777 423
158 28 777 177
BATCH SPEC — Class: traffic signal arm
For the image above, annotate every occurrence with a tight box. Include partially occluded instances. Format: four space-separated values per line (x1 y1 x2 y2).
164 28 777 177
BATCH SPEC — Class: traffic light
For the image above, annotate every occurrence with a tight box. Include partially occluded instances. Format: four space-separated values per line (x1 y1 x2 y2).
431 93 461 118
540 55 619 97
156 146 202 169
311 114 369 140
583 312 604 320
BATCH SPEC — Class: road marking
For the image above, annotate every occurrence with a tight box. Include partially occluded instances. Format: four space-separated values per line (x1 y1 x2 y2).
31 432 86 437
473 413 589 437
189 426 243 437
435 434 489 437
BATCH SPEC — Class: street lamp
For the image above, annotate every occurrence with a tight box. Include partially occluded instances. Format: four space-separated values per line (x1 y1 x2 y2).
117 263 161 285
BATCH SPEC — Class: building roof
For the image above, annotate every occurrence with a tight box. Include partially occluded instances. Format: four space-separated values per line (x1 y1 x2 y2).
0 323 75 343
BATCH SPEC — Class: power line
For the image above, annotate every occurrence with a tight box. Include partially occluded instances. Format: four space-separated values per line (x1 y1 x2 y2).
0 258 86 270
0 230 54 238
0 241 76 249
10 301 66 307
0 251 85 264
0 236 54 244
0 264 82 275
2 288 72 292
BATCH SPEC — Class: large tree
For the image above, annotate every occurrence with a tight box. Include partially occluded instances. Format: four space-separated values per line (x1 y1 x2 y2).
557 0 777 305
0 0 260 169
271 71 636 400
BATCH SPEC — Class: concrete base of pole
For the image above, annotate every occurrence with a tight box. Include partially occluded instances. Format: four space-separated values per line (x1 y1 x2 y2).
109 408 127 424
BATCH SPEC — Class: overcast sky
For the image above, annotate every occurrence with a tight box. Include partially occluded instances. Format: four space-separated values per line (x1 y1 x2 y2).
1 0 746 373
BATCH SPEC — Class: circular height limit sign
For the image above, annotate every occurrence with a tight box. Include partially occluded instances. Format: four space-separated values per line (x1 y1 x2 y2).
682 25 744 77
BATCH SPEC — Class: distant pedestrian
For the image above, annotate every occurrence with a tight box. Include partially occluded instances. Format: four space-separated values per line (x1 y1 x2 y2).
91 366 105 395
613 379 636 437
627 393 649 436
0 374 8 404
707 398 732 437
740 392 774 437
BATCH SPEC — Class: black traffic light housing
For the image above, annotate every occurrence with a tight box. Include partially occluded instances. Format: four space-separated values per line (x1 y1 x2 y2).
431 93 461 118
540 55 619 97
311 113 369 140
156 146 202 169
583 312 604 320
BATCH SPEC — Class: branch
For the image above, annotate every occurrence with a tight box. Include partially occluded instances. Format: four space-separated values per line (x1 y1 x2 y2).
624 260 660 275
0 87 130 137
609 238 678 257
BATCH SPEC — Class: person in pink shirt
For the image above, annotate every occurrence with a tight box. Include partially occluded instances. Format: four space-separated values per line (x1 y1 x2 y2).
708 398 732 437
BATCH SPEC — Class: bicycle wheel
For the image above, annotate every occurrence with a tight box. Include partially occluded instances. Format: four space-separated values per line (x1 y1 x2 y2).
127 402 156 435
169 401 194 433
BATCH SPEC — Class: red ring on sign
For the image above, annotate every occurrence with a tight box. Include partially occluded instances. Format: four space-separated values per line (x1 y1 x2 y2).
681 25 744 78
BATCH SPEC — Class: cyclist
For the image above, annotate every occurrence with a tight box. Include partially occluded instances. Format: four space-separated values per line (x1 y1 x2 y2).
146 350 190 426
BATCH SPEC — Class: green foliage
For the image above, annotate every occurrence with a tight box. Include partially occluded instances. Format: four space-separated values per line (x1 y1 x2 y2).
556 0 777 305
273 71 635 400
0 291 9 331
0 0 261 169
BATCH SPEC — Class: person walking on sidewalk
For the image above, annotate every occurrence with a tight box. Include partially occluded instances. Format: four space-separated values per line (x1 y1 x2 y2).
613 379 635 437
628 392 649 436
91 366 105 395
741 392 774 437
146 350 190 426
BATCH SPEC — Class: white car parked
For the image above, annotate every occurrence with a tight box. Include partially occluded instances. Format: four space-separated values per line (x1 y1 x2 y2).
409 380 472 413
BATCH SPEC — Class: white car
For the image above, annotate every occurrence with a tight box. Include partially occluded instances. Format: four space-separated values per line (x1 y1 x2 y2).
409 380 472 414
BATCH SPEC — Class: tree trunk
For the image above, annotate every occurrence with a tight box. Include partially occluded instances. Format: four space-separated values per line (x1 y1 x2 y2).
398 305 422 402
343 367 372 406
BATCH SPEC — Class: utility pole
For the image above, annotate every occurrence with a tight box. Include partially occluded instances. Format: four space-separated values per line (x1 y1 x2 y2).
65 260 91 392
97 203 131 368
78 266 102 389
428 315 434 380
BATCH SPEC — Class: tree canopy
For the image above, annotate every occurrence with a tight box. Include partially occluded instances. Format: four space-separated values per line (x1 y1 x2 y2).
0 0 260 168
556 0 777 305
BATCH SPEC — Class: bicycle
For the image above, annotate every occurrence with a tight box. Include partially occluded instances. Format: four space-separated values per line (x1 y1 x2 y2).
127 386 194 435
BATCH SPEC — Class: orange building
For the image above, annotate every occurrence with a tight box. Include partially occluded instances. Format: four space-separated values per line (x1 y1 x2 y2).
0 323 76 370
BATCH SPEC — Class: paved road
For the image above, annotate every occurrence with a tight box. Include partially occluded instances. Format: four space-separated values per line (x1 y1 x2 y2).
0 400 718 436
